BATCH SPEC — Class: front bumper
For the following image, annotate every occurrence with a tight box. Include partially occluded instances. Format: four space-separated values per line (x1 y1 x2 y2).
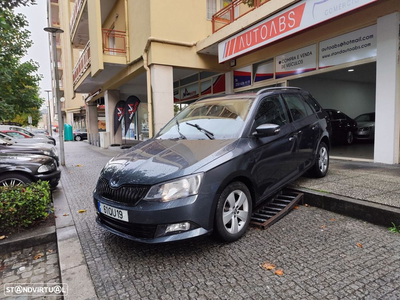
355 130 374 140
34 169 61 189
93 193 214 243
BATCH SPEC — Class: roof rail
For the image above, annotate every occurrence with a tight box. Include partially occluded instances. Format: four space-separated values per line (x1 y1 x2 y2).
256 87 302 95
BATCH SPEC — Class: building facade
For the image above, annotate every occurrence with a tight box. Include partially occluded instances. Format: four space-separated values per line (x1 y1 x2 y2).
52 0 400 164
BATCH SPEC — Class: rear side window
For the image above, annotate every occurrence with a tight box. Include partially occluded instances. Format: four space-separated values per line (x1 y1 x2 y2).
282 94 311 121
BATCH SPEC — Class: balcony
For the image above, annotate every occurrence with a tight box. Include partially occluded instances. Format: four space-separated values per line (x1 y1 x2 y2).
73 41 91 85
70 0 85 36
212 0 270 33
102 29 127 55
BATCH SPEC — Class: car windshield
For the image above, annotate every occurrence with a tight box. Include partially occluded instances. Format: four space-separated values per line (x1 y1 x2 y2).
157 97 253 140
355 114 375 122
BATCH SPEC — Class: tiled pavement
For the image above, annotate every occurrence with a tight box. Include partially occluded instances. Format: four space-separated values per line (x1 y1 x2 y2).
0 242 62 299
57 141 400 299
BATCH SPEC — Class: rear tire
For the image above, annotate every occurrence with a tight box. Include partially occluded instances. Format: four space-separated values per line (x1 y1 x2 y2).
74 135 82 141
345 131 354 145
0 173 31 187
311 142 329 178
215 182 252 242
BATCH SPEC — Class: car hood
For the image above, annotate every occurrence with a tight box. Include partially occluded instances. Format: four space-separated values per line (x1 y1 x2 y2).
100 138 238 186
357 122 375 128
0 143 57 159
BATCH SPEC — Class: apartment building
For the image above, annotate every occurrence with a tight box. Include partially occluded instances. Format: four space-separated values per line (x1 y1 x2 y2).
50 0 400 164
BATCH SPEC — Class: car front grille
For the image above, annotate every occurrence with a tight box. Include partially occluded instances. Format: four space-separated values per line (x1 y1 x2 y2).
96 178 150 206
98 214 156 239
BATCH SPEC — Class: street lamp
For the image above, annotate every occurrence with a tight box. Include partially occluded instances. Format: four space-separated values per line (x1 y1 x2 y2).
44 89 52 137
44 26 65 166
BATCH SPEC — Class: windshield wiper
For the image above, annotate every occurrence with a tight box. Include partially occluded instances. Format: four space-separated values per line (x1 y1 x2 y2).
186 122 215 140
176 119 187 140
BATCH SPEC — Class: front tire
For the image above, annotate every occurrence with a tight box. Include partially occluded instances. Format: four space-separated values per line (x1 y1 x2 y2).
0 173 31 187
311 142 329 178
345 131 354 145
74 135 82 141
215 182 252 242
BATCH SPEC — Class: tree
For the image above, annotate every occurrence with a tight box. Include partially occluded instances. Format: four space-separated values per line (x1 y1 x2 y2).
0 2 43 123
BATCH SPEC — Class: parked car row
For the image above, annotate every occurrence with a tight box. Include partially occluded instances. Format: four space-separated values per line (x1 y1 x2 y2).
324 109 375 145
0 126 61 189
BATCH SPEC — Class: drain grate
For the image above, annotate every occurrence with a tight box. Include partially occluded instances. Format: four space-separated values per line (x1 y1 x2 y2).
251 190 304 229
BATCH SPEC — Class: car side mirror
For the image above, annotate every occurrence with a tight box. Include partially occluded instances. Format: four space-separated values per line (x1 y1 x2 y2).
253 123 280 137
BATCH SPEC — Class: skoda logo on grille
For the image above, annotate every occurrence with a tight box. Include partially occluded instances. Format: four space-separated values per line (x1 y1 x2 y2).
110 178 119 188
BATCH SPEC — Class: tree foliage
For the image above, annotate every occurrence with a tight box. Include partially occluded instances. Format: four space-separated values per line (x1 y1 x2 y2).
0 2 43 124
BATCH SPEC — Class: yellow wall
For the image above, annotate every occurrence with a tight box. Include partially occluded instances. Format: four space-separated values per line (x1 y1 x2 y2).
128 1 151 61
88 0 104 77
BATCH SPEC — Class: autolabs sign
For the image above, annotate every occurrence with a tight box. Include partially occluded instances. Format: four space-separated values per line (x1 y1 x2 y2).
218 0 377 63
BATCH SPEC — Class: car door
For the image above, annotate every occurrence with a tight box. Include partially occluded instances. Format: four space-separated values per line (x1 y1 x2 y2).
282 93 320 171
248 95 298 203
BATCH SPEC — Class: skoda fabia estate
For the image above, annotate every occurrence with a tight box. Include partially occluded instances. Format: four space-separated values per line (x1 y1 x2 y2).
93 87 331 243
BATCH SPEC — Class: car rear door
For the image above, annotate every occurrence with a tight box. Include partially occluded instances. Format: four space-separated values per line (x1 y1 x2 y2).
281 93 320 171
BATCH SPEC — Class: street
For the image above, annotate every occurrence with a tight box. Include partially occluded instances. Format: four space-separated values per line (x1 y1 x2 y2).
58 141 400 300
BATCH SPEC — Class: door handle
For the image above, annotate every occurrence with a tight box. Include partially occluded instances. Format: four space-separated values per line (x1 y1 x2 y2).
312 125 318 130
289 137 294 142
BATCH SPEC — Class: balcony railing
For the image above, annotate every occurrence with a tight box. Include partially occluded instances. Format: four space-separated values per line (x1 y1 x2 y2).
73 41 91 85
70 0 85 35
102 29 127 54
212 0 270 33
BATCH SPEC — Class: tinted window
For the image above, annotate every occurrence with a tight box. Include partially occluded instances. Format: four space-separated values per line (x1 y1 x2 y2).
303 94 322 112
282 94 310 121
355 113 375 122
327 111 347 120
254 96 288 127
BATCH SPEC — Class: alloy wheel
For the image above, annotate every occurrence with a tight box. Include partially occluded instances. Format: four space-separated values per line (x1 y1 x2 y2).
222 190 249 234
318 146 328 174
0 178 25 187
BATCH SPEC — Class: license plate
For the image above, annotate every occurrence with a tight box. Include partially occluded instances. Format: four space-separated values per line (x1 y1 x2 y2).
98 202 129 222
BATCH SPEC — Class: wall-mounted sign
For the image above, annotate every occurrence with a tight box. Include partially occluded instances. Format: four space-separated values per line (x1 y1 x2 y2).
275 44 316 78
254 60 273 83
218 0 377 63
234 66 252 89
319 25 377 68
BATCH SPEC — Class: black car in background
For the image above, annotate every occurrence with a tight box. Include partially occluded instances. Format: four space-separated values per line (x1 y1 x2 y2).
324 109 357 145
73 129 88 141
0 153 61 189
94 87 331 243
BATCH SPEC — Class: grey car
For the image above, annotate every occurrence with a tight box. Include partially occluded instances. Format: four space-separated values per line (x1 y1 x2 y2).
93 87 331 243
355 112 375 141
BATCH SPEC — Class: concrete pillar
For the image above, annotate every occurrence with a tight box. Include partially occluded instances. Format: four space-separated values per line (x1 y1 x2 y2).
374 13 400 164
150 65 174 134
225 71 233 94
87 103 99 146
105 90 122 145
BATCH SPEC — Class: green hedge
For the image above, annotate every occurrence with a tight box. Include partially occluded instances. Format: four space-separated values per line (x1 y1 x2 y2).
0 180 52 233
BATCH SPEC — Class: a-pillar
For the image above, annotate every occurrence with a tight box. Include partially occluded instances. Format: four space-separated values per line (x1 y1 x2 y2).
150 65 174 134
105 90 122 145
87 102 99 146
374 13 400 164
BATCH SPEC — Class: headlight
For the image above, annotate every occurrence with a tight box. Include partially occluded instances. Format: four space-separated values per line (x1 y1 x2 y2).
144 173 203 202
51 147 58 156
38 163 56 173
43 150 51 156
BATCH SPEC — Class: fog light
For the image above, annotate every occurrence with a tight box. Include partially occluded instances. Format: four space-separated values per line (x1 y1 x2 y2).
165 222 191 234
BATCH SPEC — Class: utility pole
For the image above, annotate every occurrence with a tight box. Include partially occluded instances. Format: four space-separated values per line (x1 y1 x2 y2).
44 26 65 166
45 89 53 137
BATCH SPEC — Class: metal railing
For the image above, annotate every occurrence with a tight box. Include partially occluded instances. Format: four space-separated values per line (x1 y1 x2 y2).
70 0 85 35
72 41 91 85
212 0 270 33
102 29 127 54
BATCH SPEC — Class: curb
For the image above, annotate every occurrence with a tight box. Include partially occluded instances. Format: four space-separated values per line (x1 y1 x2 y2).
0 225 56 255
53 182 97 300
290 187 400 227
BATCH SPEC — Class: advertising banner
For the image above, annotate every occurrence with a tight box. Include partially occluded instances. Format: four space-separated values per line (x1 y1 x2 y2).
124 96 140 131
319 25 377 68
254 60 274 83
218 0 377 63
113 100 126 135
234 66 252 89
180 82 199 101
275 44 317 78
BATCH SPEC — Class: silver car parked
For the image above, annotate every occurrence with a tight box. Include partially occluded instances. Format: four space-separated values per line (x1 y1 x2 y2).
355 112 375 141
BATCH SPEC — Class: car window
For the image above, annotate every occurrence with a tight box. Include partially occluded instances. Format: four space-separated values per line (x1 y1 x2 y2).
10 127 34 137
282 94 310 121
158 98 253 140
254 96 288 127
6 132 25 138
328 111 347 120
302 94 322 112
355 114 375 122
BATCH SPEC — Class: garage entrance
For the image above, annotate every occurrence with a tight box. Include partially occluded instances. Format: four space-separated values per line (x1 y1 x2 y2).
288 62 376 161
